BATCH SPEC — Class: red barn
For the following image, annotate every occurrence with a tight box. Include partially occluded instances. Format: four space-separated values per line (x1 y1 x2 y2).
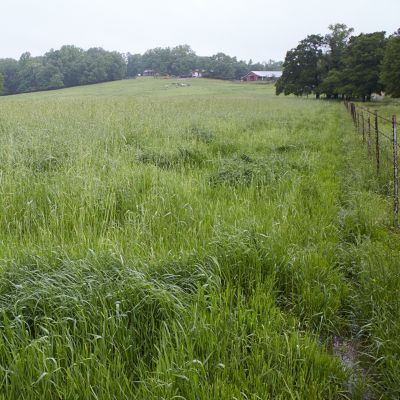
242 71 282 81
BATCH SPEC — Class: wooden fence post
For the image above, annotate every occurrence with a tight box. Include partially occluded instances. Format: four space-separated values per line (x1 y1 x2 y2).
361 112 365 143
367 114 371 155
393 115 398 227
375 110 380 173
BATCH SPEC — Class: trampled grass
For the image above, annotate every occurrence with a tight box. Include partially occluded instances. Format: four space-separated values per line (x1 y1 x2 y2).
0 78 399 399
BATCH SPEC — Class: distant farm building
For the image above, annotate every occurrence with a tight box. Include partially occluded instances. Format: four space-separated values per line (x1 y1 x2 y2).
242 71 283 82
192 70 203 78
178 70 203 79
143 69 156 76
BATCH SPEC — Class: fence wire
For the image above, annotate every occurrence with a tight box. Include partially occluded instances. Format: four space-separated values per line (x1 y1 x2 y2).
344 101 399 226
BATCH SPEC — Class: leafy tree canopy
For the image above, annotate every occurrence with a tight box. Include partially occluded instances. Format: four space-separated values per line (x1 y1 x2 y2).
340 31 386 100
276 24 393 101
381 32 400 97
0 46 126 95
276 34 325 97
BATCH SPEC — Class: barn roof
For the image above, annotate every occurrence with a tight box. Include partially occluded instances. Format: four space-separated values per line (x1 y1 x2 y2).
250 71 283 78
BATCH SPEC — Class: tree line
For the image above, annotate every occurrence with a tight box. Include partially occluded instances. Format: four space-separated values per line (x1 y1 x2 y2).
0 44 282 95
0 47 126 95
276 24 400 100
127 45 282 80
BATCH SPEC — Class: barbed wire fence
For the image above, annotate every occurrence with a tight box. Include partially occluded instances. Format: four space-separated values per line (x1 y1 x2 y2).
344 101 398 227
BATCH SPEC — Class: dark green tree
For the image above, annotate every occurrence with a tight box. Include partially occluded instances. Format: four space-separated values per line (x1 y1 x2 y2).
126 53 143 77
16 54 43 93
169 45 196 76
142 47 172 75
264 59 283 71
0 59 19 94
340 32 387 100
318 69 343 98
202 53 247 80
0 73 3 95
318 24 354 98
276 34 325 97
37 64 64 90
325 24 354 70
45 45 84 87
103 51 126 81
381 31 400 97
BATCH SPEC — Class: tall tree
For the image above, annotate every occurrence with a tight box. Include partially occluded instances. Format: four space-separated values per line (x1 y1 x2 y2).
45 45 84 87
339 32 386 100
381 30 400 97
142 47 172 75
204 53 236 80
263 59 283 71
0 59 19 94
325 24 354 70
126 53 143 77
169 45 196 76
276 34 325 97
318 24 354 98
37 64 64 90
16 53 43 93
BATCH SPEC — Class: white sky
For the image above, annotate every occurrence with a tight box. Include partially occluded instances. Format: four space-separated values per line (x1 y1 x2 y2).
1 0 399 62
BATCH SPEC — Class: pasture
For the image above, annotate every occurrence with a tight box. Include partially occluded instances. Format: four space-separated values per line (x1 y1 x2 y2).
0 78 399 399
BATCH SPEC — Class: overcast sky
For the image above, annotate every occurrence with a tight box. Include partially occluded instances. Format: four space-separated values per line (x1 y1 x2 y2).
1 0 399 62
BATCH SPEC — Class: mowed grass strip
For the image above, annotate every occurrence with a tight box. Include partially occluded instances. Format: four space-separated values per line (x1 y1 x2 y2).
0 78 398 399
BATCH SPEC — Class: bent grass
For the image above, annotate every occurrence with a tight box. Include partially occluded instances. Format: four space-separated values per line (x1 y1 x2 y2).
0 79 398 398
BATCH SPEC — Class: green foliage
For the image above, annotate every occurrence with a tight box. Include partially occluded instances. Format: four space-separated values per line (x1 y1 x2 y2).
126 53 143 77
277 24 391 100
340 32 387 100
381 35 400 97
256 58 283 71
0 73 3 95
201 52 248 80
325 24 354 71
0 58 19 94
319 24 354 98
0 46 126 95
276 34 325 97
318 69 342 97
136 46 250 80
15 53 65 93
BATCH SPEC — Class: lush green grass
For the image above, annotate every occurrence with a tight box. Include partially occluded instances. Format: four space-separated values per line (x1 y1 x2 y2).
351 97 399 198
0 78 399 399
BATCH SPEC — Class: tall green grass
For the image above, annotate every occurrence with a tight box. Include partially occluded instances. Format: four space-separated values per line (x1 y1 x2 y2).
0 79 398 398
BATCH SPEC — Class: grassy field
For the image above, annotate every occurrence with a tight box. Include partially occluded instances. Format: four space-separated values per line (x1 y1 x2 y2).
0 78 399 399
